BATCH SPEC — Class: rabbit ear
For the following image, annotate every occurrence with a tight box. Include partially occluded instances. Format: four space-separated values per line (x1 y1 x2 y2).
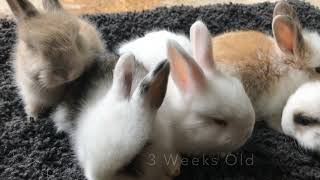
272 15 305 57
6 0 39 19
112 53 135 100
167 40 206 95
136 60 170 109
273 1 300 25
190 21 215 72
42 0 63 11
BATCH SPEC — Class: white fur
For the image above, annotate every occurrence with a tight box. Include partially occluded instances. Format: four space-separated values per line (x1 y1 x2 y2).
75 90 153 180
52 106 71 132
73 56 153 180
118 22 255 155
257 30 320 131
118 30 191 70
304 31 320 68
282 81 320 152
256 69 310 131
57 53 170 180
154 71 255 153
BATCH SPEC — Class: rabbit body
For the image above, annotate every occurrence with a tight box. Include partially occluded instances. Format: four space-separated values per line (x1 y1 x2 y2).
211 1 320 131
52 52 173 180
212 30 316 131
8 0 105 119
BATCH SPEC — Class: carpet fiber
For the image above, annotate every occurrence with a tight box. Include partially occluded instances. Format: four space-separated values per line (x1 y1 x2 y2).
1 1 320 179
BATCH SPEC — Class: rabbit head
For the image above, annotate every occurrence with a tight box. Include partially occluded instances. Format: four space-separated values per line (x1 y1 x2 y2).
167 21 255 153
8 0 101 88
78 54 169 180
272 1 320 77
109 54 169 116
282 81 320 153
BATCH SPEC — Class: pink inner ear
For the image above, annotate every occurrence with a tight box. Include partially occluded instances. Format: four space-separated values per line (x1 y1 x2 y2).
171 59 189 91
193 35 214 70
273 16 300 55
168 41 206 95
190 21 215 72
276 21 295 53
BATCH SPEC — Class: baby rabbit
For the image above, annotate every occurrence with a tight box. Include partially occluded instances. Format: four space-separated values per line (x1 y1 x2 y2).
282 81 320 153
119 21 255 156
7 0 105 120
212 1 320 131
53 53 170 180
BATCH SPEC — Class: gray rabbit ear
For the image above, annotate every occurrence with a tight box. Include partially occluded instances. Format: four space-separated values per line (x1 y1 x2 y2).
43 0 63 11
6 0 39 19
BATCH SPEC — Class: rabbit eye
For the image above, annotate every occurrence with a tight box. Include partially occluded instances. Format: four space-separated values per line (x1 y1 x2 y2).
213 119 228 127
294 114 318 126
199 115 228 127
315 67 320 73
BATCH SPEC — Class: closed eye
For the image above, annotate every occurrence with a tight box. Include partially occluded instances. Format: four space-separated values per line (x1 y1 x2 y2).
199 114 228 127
294 113 319 126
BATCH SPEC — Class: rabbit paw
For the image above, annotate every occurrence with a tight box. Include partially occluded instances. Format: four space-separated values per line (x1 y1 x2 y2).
25 104 41 122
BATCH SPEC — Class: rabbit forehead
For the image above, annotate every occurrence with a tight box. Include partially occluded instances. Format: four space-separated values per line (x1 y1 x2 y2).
286 82 320 119
190 72 253 122
19 13 79 43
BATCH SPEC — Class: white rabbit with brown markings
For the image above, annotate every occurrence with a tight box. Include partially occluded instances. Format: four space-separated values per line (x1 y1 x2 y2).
7 0 105 120
211 1 320 131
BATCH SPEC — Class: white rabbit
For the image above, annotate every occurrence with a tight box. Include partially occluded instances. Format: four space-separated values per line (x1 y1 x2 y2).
7 0 105 120
211 1 320 131
119 21 255 156
53 53 170 180
282 81 320 152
